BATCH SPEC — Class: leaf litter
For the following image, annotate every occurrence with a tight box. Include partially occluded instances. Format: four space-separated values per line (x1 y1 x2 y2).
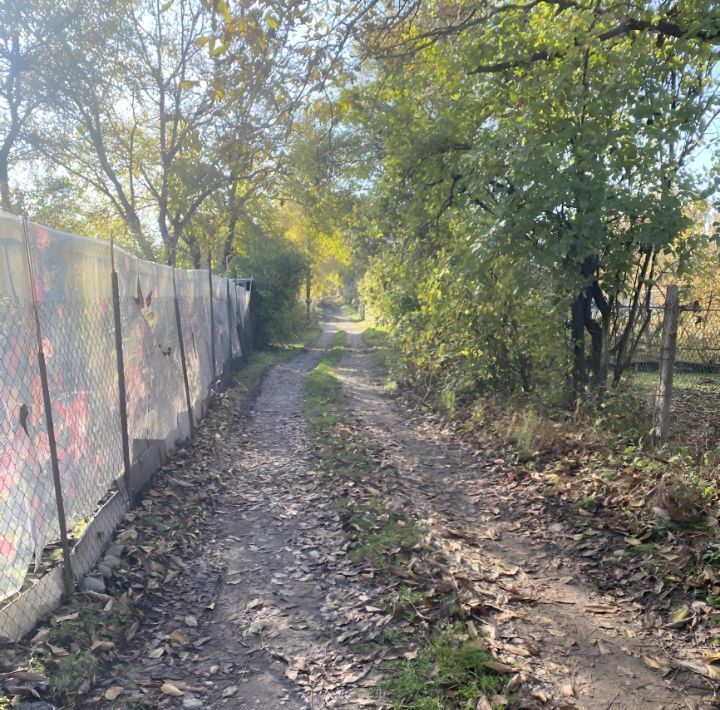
5 319 719 708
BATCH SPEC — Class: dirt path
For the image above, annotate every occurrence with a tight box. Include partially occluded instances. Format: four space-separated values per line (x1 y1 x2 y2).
86 319 383 709
337 320 715 709
80 313 716 709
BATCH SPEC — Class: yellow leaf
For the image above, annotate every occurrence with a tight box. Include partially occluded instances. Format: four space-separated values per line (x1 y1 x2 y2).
170 629 188 645
216 0 231 24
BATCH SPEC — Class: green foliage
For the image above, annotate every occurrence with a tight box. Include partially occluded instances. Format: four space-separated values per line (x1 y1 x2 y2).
348 0 719 409
379 623 501 709
231 233 307 346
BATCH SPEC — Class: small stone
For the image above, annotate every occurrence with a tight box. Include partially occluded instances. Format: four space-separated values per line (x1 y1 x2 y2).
80 576 105 593
103 554 122 569
182 696 203 709
208 665 220 675
106 544 124 558
98 564 113 579
222 685 238 698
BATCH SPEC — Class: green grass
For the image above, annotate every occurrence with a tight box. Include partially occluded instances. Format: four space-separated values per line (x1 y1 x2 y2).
29 602 130 705
628 369 720 392
304 330 421 571
379 623 502 709
349 511 420 572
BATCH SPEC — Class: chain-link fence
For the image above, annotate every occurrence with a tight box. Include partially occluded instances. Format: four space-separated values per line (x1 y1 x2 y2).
0 210 252 639
625 300 720 448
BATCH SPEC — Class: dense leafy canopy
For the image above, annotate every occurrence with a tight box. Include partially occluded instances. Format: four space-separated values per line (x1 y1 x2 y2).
1 0 720 386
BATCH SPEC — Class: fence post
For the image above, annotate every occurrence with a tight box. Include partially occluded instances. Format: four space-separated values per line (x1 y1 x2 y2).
208 252 216 380
653 284 680 443
173 268 195 433
21 216 74 596
109 236 133 499
225 278 234 368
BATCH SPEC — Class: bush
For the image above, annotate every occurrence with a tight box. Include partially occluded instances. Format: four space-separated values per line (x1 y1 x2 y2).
231 234 307 346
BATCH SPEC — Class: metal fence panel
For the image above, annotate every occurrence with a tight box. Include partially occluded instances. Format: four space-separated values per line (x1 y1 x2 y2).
0 208 251 619
26 222 124 539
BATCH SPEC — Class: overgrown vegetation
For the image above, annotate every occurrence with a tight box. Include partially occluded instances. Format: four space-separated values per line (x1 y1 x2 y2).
380 624 501 710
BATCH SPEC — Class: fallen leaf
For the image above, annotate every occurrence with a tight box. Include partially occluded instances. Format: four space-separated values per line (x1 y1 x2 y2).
161 682 184 697
584 604 617 614
643 655 671 671
666 605 691 628
104 686 124 700
675 659 720 680
53 612 80 624
483 660 515 673
505 673 521 692
170 629 188 645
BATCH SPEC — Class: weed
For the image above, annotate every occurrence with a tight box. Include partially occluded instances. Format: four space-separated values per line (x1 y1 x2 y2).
574 495 597 511
385 586 428 621
379 622 501 709
705 544 720 565
362 327 401 389
513 409 539 462
350 514 420 571
50 651 99 701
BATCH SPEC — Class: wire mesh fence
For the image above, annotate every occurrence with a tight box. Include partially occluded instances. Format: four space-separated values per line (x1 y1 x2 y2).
628 305 720 373
0 210 251 639
624 302 720 446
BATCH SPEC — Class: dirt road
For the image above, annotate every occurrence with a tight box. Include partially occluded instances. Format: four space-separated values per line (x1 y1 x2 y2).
84 313 713 709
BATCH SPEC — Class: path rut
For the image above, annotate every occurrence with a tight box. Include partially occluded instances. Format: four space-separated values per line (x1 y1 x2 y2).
337 320 714 709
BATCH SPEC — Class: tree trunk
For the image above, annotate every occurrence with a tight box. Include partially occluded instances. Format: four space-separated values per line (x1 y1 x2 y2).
612 250 653 384
571 293 586 405
305 268 312 323
0 152 11 212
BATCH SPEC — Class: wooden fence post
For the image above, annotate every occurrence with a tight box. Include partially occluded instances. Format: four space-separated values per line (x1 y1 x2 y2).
225 278 233 369
172 268 195 433
207 252 216 380
21 216 74 595
653 284 680 443
109 236 133 499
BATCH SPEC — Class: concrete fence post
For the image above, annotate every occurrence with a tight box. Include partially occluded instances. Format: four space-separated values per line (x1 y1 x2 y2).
653 284 680 443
